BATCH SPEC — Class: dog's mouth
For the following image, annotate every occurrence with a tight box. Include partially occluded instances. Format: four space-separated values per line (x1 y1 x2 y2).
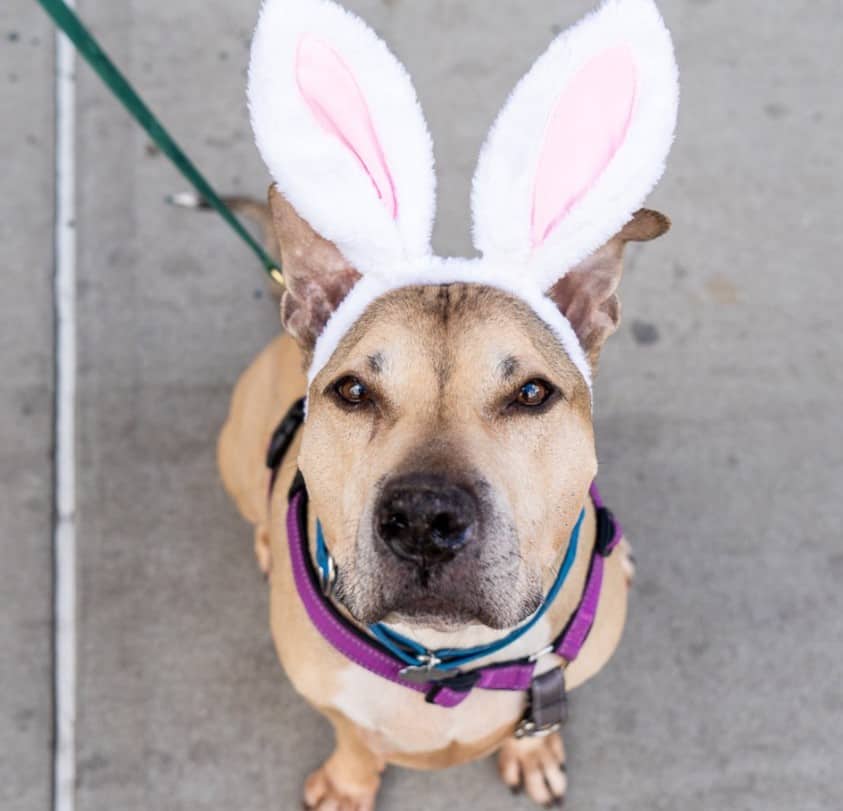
379 585 544 632
332 532 542 631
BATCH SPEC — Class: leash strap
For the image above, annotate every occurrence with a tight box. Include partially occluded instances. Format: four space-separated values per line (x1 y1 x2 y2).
35 0 282 281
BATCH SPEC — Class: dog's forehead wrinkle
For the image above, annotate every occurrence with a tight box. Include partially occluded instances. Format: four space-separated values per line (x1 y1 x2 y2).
434 340 454 397
436 284 451 325
314 276 589 436
367 352 384 374
499 355 519 380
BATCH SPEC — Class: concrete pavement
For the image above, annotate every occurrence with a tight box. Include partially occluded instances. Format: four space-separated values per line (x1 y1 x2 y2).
2 0 841 809
1 4 55 810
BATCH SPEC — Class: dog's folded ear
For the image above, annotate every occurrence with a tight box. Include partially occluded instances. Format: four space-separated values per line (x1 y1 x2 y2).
546 208 670 367
268 185 361 359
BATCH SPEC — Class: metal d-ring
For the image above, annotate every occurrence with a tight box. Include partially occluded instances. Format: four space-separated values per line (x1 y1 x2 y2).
399 653 461 683
320 554 336 597
514 718 562 739
528 644 555 663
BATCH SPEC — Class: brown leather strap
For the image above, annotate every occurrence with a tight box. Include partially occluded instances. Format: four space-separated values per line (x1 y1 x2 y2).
529 667 568 730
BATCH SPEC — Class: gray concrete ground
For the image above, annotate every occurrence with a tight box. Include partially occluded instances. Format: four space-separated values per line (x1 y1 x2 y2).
1 4 54 810
2 0 842 809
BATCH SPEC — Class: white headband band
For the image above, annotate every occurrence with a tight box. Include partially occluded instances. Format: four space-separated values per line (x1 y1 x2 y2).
248 0 679 393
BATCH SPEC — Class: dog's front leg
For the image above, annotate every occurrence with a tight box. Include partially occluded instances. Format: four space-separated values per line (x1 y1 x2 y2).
498 731 567 807
304 708 385 811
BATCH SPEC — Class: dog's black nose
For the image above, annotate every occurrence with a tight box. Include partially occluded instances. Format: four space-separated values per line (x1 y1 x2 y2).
376 474 477 566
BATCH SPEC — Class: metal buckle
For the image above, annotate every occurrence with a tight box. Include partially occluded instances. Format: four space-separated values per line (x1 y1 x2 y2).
319 555 336 597
399 654 460 683
514 718 562 739
528 644 555 663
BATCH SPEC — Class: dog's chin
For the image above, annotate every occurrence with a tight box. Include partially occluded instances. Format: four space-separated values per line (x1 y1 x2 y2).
335 579 543 632
384 598 542 632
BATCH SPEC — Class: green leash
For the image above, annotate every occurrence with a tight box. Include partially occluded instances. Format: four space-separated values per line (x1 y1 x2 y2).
36 0 283 285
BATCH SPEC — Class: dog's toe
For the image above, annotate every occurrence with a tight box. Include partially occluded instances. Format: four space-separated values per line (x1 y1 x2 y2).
303 765 377 811
498 732 567 808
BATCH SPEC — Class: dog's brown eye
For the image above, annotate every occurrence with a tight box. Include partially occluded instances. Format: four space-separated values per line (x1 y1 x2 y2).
516 380 552 407
334 376 369 405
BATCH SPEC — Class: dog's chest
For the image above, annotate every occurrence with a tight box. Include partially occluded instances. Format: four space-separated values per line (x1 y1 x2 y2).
330 663 525 754
325 616 559 755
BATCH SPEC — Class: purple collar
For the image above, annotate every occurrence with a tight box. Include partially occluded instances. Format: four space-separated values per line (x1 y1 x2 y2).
284 477 620 710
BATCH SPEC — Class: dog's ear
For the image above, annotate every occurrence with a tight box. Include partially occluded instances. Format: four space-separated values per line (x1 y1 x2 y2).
546 208 669 367
269 185 361 359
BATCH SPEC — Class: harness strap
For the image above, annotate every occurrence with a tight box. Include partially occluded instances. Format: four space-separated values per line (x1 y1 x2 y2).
286 485 429 699
556 537 605 661
590 481 623 553
426 661 536 707
427 492 617 708
266 398 306 496
285 477 617 710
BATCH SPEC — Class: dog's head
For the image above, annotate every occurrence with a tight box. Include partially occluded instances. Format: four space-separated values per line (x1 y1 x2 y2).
249 0 678 629
271 193 668 629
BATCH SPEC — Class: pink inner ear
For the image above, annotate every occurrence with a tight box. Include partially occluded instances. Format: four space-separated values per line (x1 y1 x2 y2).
531 45 637 249
296 35 398 219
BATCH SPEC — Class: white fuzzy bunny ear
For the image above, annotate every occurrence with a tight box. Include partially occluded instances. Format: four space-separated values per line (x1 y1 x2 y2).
471 0 678 290
248 0 436 276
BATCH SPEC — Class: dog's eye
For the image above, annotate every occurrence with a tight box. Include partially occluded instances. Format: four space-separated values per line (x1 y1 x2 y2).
515 379 553 408
334 376 369 406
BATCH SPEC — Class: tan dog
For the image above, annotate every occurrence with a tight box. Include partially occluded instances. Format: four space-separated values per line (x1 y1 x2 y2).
218 188 668 809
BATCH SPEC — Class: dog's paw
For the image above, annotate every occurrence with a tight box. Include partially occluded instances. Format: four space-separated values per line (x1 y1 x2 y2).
303 764 379 811
618 537 636 586
497 732 567 807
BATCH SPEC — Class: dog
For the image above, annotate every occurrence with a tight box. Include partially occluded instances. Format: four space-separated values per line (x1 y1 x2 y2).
217 0 678 807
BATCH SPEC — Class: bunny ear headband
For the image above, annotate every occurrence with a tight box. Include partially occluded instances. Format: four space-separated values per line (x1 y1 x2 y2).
248 0 679 395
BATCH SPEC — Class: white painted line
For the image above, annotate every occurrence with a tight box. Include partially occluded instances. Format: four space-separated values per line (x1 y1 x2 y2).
54 6 77 811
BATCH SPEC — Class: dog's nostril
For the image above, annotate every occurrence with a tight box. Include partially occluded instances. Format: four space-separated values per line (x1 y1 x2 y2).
382 512 408 536
430 512 468 545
